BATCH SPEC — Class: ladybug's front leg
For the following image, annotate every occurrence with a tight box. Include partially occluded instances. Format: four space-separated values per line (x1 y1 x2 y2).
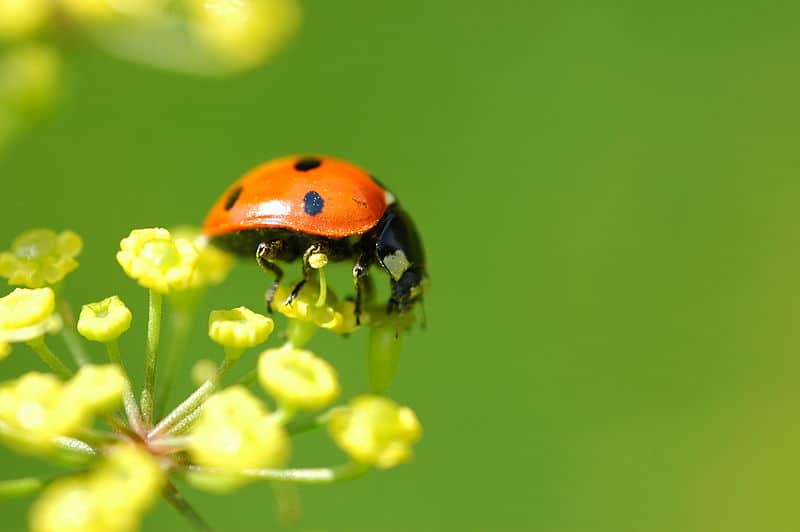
352 252 374 325
285 242 329 306
256 241 284 313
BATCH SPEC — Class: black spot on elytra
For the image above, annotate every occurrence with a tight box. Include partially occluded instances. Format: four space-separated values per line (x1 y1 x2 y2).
294 157 322 172
224 186 243 211
303 191 324 216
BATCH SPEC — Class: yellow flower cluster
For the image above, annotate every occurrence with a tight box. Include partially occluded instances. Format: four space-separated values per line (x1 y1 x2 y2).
29 443 165 532
328 395 422 469
0 365 125 452
170 226 234 290
116 228 199 294
258 346 339 411
187 386 289 491
0 287 61 344
0 229 81 288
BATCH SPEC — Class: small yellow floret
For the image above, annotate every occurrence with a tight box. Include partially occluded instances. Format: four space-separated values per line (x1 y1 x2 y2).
0 0 50 40
187 386 289 490
328 395 422 469
77 296 132 343
116 228 199 294
189 0 300 69
0 287 61 343
171 226 235 289
208 306 273 349
29 443 164 532
0 229 81 288
258 346 339 411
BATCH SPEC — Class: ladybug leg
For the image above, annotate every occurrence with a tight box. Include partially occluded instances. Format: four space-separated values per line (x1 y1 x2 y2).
256 241 284 313
285 242 329 306
353 252 374 325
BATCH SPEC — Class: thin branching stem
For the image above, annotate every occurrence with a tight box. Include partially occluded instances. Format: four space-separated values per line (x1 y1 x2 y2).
183 462 370 485
27 338 71 379
0 477 45 499
155 303 195 418
141 289 163 425
106 340 145 434
162 481 214 532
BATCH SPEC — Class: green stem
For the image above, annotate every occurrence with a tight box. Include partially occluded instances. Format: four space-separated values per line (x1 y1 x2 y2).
155 303 195 418
106 340 145 434
53 285 90 366
148 356 235 440
162 481 214 532
27 337 71 379
0 477 45 499
184 462 370 485
286 408 339 435
141 289 163 425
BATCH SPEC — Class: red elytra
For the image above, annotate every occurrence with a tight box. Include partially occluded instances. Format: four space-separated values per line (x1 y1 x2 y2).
203 155 390 239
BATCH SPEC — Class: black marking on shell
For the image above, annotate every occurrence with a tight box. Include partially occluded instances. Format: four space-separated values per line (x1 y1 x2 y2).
303 190 324 216
224 186 243 211
294 157 322 172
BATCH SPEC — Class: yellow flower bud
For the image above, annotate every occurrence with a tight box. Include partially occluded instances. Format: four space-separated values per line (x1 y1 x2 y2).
90 443 164 519
29 477 99 532
62 364 125 413
187 386 289 491
170 226 235 289
273 282 360 335
258 347 339 411
77 296 132 343
208 306 273 349
328 395 422 469
0 229 81 288
0 287 61 343
189 0 300 69
0 0 50 41
29 443 164 532
116 228 199 294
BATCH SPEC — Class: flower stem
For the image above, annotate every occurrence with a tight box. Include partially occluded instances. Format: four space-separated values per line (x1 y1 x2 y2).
0 477 45 499
148 356 234 440
155 303 195 418
53 285 90 366
27 338 71 379
162 481 213 532
141 289 163 425
183 462 370 485
106 340 145 434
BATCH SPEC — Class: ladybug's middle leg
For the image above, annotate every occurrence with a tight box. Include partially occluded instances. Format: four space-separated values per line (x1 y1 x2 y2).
285 242 330 306
352 252 375 325
256 241 284 313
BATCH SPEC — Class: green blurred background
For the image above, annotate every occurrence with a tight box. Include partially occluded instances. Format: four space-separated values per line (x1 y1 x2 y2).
3 1 800 530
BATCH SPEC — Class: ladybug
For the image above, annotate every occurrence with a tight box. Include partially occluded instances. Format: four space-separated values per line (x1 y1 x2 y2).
203 155 427 322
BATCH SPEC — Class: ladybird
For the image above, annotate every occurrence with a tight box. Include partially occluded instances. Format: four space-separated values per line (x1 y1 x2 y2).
203 155 427 322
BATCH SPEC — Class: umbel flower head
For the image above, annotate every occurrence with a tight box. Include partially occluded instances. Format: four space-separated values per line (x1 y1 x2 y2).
328 395 422 469
187 386 289 491
208 306 273 350
77 296 132 343
0 287 62 344
116 228 199 294
29 443 165 532
0 365 124 453
0 229 82 288
272 282 359 335
258 346 339 411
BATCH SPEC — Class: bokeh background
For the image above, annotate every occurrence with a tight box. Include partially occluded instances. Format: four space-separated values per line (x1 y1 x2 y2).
3 1 800 530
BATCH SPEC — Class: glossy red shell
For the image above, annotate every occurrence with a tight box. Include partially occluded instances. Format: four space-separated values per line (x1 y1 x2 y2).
203 155 390 239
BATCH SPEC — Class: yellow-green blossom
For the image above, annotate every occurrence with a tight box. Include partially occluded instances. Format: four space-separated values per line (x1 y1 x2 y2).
187 386 289 491
29 443 164 532
170 226 234 289
0 0 50 40
258 346 339 411
116 228 199 294
77 296 132 343
328 395 422 469
188 0 300 69
0 287 61 343
273 282 360 335
0 229 81 288
0 366 123 453
208 306 273 350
